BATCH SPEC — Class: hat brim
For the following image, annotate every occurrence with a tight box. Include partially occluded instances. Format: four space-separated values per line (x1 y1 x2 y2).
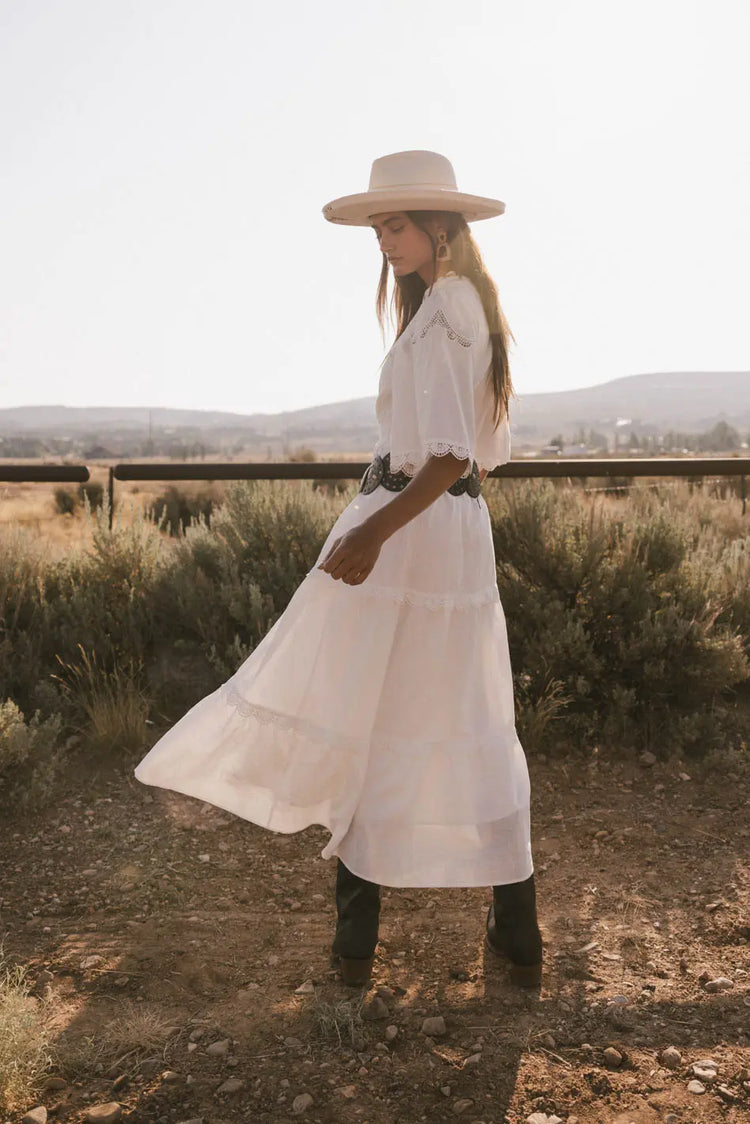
322 187 505 226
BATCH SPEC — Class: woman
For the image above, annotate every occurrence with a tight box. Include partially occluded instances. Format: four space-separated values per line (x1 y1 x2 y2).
134 149 543 989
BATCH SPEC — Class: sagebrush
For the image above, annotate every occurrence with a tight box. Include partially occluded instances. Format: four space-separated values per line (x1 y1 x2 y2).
0 477 747 810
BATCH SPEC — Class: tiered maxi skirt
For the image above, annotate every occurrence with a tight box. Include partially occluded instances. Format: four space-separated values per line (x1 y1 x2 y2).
134 483 534 888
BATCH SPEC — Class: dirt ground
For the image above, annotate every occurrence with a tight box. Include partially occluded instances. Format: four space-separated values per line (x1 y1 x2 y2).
1 739 748 1124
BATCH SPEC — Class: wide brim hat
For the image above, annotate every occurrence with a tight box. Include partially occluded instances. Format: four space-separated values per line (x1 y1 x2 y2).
322 149 505 227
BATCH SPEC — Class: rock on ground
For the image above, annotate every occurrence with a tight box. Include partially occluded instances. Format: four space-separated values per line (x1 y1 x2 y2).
704 976 734 992
84 1106 123 1124
205 1037 231 1056
292 1092 314 1112
216 1077 245 1094
22 1109 47 1124
659 1045 682 1068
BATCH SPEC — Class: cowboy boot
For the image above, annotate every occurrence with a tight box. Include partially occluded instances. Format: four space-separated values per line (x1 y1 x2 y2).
330 859 380 986
485 872 543 987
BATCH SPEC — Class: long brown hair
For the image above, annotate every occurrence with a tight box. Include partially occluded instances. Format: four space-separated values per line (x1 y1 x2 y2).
375 210 517 429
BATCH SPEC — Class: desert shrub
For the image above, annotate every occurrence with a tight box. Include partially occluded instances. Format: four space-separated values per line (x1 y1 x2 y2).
0 506 164 726
147 485 215 536
2 475 748 768
53 483 104 516
0 944 55 1116
712 535 750 657
0 699 69 811
487 479 749 758
146 480 341 693
53 487 77 515
78 481 104 511
0 530 49 715
208 479 345 610
37 514 161 703
155 514 276 644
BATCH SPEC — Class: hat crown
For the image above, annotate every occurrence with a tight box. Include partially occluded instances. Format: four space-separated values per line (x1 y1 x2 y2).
368 150 458 192
322 149 504 226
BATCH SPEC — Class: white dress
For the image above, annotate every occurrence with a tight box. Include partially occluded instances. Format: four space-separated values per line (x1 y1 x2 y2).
134 272 534 888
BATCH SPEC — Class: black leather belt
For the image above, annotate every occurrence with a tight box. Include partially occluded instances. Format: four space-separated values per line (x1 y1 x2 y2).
359 451 482 498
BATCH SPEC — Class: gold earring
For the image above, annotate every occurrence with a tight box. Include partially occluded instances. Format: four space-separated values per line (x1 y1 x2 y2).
436 231 452 261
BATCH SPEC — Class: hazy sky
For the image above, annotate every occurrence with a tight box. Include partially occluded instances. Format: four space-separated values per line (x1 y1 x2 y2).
1 0 748 417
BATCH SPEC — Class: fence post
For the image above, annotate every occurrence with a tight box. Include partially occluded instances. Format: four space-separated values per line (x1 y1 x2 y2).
741 474 746 516
108 466 114 531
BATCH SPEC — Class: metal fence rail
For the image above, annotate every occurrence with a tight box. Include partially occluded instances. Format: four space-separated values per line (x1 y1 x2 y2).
107 456 748 529
0 465 90 483
1 459 745 527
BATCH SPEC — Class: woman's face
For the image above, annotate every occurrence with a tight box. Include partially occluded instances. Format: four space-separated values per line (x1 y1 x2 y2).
369 211 443 284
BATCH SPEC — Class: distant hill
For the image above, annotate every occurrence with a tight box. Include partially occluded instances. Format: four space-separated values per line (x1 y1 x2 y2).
511 370 750 435
0 400 378 436
0 371 748 454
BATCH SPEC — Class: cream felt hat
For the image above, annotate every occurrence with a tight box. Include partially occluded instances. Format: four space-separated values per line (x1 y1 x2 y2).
322 149 505 227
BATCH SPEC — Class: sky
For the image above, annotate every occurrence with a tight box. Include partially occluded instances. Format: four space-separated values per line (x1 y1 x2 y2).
1 0 748 417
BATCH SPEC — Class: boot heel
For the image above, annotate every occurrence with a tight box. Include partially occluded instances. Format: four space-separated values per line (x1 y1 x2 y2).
337 955 374 987
484 932 543 987
508 959 542 988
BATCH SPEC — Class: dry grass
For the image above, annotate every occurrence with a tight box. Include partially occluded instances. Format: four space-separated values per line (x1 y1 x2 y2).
615 880 660 923
0 474 222 552
312 990 367 1048
0 943 54 1116
54 999 180 1079
515 675 575 754
52 644 150 756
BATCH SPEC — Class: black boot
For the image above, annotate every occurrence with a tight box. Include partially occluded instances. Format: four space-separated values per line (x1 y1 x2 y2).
485 872 543 987
330 859 380 986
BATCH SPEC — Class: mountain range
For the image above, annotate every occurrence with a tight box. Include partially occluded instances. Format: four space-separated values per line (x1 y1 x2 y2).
1 370 748 455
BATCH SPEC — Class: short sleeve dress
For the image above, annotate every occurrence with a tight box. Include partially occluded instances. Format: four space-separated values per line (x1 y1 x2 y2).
134 272 533 888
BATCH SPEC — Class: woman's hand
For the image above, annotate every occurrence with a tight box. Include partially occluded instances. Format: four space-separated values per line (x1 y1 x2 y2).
317 519 384 585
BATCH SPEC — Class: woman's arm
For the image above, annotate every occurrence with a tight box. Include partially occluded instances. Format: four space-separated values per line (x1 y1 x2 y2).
317 452 470 584
366 451 470 542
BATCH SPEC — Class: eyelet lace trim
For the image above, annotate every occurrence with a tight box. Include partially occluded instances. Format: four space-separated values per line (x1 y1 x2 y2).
380 442 474 478
220 682 516 758
423 440 473 462
412 309 474 348
306 567 500 610
221 684 362 753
